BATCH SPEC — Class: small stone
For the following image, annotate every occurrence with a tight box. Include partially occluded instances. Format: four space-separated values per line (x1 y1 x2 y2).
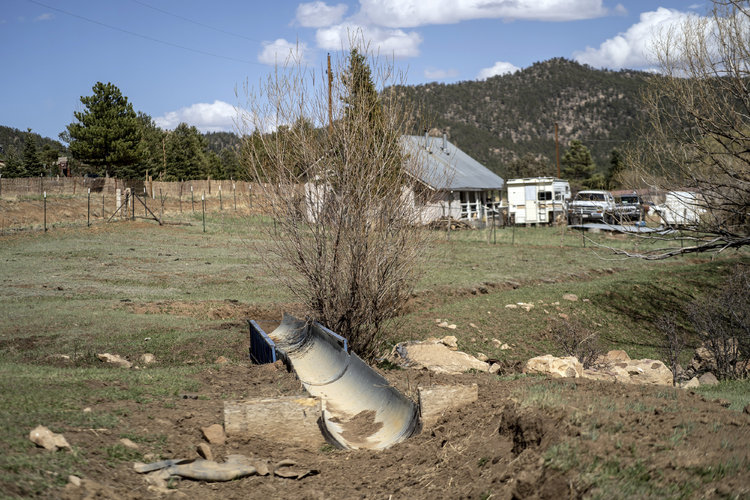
562 294 578 302
476 353 489 362
437 321 449 328
215 356 230 365
558 313 569 320
505 304 518 309
68 475 81 487
196 442 213 461
440 336 458 349
140 353 156 365
500 343 512 350
119 438 139 449
582 298 590 302
681 377 700 389
492 338 502 347
201 424 226 445
29 425 71 451
97 353 132 369
489 363 501 374
469 323 478 329
83 407 92 413
447 324 457 330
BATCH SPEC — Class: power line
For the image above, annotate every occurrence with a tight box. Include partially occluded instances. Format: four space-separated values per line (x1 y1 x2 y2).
26 0 260 65
130 0 262 43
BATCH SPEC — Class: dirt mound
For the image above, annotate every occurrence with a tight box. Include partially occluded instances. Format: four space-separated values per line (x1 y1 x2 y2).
52 363 750 499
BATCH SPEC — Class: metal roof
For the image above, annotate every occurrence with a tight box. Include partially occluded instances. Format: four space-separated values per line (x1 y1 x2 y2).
401 135 504 191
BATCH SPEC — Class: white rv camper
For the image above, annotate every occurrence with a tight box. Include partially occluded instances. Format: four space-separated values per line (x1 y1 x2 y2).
507 177 571 225
656 191 706 227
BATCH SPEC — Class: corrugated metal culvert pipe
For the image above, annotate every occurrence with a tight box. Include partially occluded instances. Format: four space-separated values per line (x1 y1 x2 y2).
270 313 420 450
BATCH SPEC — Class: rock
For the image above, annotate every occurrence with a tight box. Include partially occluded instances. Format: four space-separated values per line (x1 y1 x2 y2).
469 323 478 329
29 425 71 451
440 336 458 349
489 363 502 374
476 352 489 362
437 321 449 328
196 443 213 461
97 353 132 368
418 384 479 426
83 407 92 413
505 304 518 309
698 372 719 386
68 475 81 487
524 355 583 378
119 438 139 449
140 353 156 365
492 338 502 347
447 324 457 330
562 294 578 302
600 359 673 386
201 424 226 445
388 341 489 374
557 313 569 320
215 356 230 365
500 343 512 351
682 377 700 389
597 350 631 364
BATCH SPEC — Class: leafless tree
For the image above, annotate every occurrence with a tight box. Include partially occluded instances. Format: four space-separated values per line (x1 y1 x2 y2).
549 317 601 369
686 263 750 380
238 45 436 359
656 314 688 386
620 0 750 259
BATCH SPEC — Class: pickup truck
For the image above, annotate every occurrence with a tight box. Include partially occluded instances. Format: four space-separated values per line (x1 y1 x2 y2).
567 190 617 224
614 192 646 222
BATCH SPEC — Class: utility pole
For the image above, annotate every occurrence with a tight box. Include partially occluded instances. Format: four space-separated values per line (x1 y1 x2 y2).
555 122 561 178
327 53 333 134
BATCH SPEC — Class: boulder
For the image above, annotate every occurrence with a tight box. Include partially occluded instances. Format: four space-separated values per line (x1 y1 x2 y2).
524 355 583 378
698 372 720 386
681 377 700 389
388 341 489 374
597 350 631 363
603 359 673 386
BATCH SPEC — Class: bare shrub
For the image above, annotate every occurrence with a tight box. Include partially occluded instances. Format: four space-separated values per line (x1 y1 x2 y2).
686 264 750 380
238 45 436 360
549 317 601 369
656 314 688 386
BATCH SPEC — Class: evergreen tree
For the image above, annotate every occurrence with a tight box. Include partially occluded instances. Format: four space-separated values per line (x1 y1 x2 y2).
135 112 164 178
164 123 207 180
562 140 596 181
22 129 44 176
2 146 26 178
506 153 551 179
66 82 140 177
606 148 624 189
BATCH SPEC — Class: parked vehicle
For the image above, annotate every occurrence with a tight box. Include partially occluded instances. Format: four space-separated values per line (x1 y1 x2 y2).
507 177 571 225
567 190 617 224
654 191 706 227
614 192 647 222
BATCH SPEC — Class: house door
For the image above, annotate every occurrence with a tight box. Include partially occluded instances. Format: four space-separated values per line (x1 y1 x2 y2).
524 185 537 223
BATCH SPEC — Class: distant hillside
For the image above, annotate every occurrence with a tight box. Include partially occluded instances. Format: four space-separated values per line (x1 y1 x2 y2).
0 126 66 158
391 58 653 178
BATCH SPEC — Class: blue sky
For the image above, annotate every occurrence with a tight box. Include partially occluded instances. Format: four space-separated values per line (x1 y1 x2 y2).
2 0 707 141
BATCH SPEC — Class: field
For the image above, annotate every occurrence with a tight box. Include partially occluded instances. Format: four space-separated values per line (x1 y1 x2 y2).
1 196 750 499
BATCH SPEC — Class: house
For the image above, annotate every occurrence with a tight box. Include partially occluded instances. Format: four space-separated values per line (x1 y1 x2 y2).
401 134 504 222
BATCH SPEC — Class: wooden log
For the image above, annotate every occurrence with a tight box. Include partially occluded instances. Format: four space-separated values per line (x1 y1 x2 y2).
418 384 478 427
224 396 324 448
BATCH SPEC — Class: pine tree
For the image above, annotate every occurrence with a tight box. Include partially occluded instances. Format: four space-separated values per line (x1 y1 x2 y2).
562 140 596 181
22 130 44 176
66 82 140 177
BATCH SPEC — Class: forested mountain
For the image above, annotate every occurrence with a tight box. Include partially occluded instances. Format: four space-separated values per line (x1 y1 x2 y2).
392 58 653 178
0 126 66 157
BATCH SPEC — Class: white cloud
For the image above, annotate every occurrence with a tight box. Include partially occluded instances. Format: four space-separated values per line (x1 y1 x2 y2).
573 8 694 69
477 61 521 80
258 38 310 65
34 13 54 22
316 23 422 57
296 1 348 28
155 100 237 132
424 67 459 80
357 0 610 28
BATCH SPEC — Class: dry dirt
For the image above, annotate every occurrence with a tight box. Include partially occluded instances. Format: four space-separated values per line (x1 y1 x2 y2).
41 359 750 500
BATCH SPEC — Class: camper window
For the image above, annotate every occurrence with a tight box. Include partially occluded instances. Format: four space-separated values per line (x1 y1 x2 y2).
537 191 552 201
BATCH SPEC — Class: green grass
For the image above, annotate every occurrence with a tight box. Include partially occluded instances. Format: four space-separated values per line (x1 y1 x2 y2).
694 378 750 411
1 214 749 496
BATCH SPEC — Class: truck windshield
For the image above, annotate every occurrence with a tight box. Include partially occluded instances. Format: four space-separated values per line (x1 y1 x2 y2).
575 193 605 201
